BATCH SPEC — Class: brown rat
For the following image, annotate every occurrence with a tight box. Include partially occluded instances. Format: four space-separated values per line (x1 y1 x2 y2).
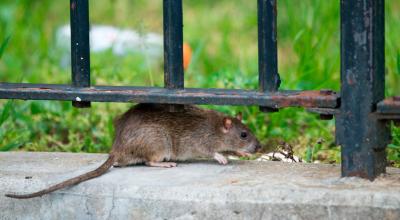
5 103 261 199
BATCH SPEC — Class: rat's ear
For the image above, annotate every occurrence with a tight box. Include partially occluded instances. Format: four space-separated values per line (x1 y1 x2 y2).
236 112 242 121
222 118 233 133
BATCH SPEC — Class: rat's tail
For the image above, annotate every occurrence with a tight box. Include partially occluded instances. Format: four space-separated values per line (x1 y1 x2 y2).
5 155 115 199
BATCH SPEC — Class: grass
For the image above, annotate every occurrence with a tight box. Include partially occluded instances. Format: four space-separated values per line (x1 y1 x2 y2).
0 0 399 166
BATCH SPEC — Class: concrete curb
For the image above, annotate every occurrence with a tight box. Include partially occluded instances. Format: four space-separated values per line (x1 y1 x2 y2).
1 152 399 220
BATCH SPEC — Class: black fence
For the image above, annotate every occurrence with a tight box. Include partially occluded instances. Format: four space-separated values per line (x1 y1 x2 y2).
0 0 399 180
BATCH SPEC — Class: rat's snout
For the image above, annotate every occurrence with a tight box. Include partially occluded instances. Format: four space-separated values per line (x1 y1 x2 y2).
244 140 261 154
251 139 262 153
251 142 262 153
255 143 262 152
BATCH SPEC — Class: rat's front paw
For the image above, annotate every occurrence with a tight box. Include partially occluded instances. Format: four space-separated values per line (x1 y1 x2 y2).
213 152 228 165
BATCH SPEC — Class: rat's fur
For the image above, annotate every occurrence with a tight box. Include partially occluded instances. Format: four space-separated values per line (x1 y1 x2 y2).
6 104 260 199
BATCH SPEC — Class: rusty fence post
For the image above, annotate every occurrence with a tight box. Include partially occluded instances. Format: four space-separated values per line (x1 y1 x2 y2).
336 0 390 180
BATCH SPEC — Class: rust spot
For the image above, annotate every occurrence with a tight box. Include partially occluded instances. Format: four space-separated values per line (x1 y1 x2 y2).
270 90 338 108
320 89 334 95
18 87 52 91
346 73 356 85
378 97 400 115
381 97 400 107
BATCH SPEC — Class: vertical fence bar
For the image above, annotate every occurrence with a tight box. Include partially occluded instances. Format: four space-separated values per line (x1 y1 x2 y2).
336 0 389 180
163 0 184 89
70 0 91 108
163 0 184 111
258 0 280 112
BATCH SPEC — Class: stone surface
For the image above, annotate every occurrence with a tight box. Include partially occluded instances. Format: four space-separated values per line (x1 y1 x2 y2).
1 152 400 220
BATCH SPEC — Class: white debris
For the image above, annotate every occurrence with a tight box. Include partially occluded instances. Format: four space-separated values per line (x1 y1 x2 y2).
75 97 81 102
256 150 302 163
227 155 240 160
56 24 163 67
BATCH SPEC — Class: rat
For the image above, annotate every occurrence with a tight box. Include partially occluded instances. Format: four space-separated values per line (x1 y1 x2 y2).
5 103 261 199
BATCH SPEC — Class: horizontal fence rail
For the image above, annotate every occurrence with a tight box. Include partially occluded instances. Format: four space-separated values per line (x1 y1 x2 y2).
377 97 400 115
0 83 338 108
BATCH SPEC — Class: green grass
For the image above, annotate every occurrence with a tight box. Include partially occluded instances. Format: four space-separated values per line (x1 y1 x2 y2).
0 0 399 166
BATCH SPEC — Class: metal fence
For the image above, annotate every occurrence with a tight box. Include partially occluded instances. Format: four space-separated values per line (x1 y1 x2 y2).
0 0 399 180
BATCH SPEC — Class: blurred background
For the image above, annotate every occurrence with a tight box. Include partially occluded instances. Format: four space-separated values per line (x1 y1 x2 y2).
0 0 399 166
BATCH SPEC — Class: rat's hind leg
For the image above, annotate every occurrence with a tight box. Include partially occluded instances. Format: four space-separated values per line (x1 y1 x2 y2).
144 149 177 168
145 161 177 168
140 130 177 168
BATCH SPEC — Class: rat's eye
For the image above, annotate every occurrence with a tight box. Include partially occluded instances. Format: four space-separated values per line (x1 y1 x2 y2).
240 131 248 139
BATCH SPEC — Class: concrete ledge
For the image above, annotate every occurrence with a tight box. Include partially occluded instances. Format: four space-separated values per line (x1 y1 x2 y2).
1 152 400 220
